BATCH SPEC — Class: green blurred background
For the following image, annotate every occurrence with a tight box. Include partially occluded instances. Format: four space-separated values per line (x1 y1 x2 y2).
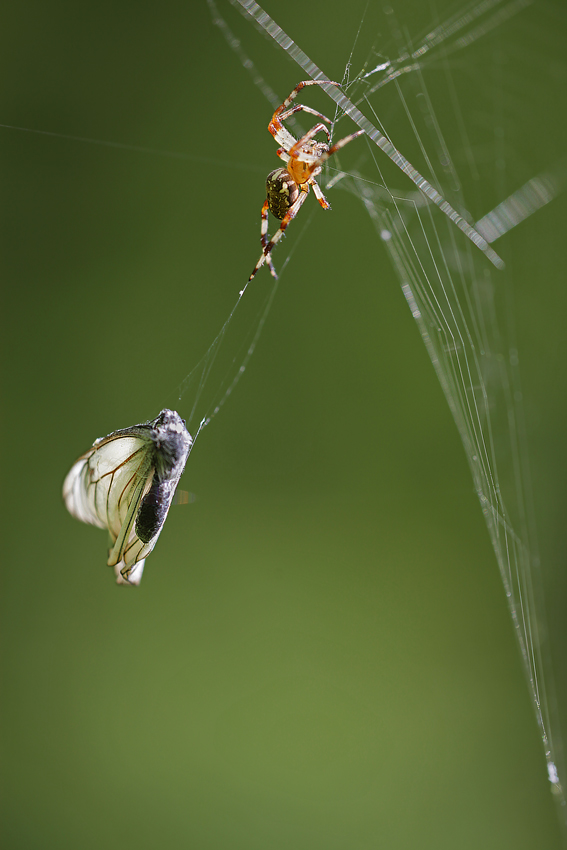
3 0 567 847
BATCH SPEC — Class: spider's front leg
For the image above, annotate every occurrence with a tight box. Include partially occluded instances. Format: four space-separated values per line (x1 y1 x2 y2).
268 80 340 148
277 104 333 130
272 80 341 122
314 129 366 165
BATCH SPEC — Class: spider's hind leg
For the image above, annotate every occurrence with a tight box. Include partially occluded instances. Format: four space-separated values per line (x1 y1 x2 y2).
260 199 278 278
263 184 310 258
249 200 278 281
249 186 310 282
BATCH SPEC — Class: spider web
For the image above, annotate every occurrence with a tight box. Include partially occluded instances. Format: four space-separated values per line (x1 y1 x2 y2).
208 0 567 827
2 0 566 842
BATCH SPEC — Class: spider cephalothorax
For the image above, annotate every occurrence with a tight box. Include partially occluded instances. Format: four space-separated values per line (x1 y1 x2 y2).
249 80 364 281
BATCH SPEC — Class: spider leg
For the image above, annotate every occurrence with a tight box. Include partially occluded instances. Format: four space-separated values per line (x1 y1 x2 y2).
315 129 365 165
269 80 340 148
269 116 330 151
270 124 297 151
288 124 332 160
278 105 332 137
263 185 310 260
259 199 277 278
309 177 331 211
289 128 364 195
276 80 341 115
248 186 310 282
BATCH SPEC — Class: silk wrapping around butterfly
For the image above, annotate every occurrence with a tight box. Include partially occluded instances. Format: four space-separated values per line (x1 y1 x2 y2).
63 409 192 585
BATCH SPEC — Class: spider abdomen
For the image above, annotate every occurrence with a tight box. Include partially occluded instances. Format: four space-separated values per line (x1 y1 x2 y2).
266 167 299 220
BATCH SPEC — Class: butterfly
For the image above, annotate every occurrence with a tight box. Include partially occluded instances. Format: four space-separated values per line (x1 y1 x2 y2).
63 409 193 585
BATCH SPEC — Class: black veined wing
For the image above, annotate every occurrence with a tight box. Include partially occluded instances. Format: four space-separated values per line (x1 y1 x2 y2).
63 409 193 586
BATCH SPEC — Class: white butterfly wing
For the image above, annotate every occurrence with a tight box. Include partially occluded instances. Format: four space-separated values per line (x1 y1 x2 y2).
63 449 107 529
63 432 156 584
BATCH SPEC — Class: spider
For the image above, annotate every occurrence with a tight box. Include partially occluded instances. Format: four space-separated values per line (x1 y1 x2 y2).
248 80 364 281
